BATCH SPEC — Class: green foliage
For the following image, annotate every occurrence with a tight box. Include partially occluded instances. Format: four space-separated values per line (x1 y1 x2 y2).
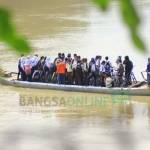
93 0 147 52
119 0 140 30
131 30 146 50
0 7 31 54
93 0 110 10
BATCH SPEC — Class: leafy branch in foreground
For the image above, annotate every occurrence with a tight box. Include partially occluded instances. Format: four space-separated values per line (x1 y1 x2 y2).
0 7 31 54
93 0 147 52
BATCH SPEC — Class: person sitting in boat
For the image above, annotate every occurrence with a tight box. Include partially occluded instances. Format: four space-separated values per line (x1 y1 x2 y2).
123 56 133 87
146 57 150 87
105 74 114 88
56 59 66 84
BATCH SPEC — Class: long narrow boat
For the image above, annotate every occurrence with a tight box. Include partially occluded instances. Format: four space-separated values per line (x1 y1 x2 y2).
0 77 150 96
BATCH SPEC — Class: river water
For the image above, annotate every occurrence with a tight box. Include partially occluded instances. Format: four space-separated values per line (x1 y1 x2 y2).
0 0 150 150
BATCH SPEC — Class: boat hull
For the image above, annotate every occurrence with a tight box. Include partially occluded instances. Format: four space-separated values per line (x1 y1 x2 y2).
0 77 150 96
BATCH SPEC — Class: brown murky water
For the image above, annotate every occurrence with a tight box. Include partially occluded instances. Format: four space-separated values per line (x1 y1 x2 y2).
0 0 150 150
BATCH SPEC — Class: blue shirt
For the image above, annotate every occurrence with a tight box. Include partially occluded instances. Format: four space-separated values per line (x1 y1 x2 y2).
147 63 150 72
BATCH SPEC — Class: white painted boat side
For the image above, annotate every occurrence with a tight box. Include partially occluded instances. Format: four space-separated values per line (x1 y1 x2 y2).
0 77 150 96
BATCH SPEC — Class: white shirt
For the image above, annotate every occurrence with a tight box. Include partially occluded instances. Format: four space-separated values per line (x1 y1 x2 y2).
91 63 96 72
72 59 77 69
30 56 39 67
45 57 52 68
24 57 32 66
66 63 72 72
96 59 100 67
99 64 105 73
81 63 88 72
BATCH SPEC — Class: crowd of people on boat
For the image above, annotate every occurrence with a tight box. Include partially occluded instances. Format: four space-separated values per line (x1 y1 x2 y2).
17 53 136 87
147 58 150 87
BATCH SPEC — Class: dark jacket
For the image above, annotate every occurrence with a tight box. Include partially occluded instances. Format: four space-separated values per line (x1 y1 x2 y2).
123 60 133 73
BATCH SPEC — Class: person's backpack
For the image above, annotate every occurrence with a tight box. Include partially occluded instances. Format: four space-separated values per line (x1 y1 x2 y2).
24 65 32 75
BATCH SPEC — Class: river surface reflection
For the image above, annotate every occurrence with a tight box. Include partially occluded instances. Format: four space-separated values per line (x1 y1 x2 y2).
0 85 150 150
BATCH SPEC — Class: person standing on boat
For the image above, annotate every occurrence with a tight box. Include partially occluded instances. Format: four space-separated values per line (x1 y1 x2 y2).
105 61 112 77
146 57 150 87
54 53 62 64
105 56 113 75
30 55 39 75
24 56 32 81
88 58 97 86
37 56 46 82
44 56 53 82
116 56 122 64
72 54 78 84
75 60 83 85
99 60 106 87
115 59 124 87
61 53 65 61
105 56 112 66
66 58 73 85
67 53 72 62
56 59 66 84
123 56 133 86
81 58 89 85
95 56 102 84
95 56 102 69
17 54 26 81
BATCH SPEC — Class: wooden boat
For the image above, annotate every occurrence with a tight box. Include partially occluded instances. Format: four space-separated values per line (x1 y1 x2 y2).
0 77 150 96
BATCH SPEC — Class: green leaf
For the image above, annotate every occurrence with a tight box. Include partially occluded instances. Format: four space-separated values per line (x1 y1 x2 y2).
119 0 140 31
131 30 146 52
93 0 110 11
119 0 146 52
7 36 31 54
93 0 147 52
0 7 31 54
